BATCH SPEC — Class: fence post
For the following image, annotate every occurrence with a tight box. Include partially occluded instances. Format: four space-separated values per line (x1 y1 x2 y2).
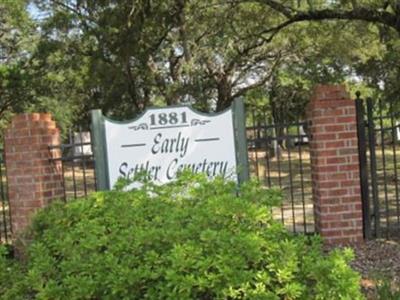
4 113 64 240
307 85 364 246
355 95 371 239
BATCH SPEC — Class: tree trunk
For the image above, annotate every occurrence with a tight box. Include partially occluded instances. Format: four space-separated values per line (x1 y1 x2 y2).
215 74 233 111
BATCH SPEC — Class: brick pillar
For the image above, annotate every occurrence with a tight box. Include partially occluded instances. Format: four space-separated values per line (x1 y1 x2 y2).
307 85 364 246
4 113 64 237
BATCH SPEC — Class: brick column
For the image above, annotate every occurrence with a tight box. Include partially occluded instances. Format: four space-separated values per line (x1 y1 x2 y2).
4 113 64 237
307 85 364 246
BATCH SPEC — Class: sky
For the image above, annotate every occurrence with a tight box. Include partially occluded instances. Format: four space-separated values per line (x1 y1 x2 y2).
27 2 44 20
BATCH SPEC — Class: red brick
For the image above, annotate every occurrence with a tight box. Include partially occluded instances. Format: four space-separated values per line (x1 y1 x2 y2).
313 133 337 141
30 128 47 136
325 124 346 132
341 229 363 236
325 141 345 148
15 120 31 130
342 212 362 219
28 113 41 122
338 132 356 139
319 181 339 188
4 113 63 238
338 148 358 155
326 157 346 164
320 229 343 237
315 165 338 172
313 116 337 124
13 114 29 123
308 85 364 247
336 116 356 123
327 189 349 196
39 113 52 122
326 173 349 181
328 205 354 213
341 196 362 203
316 149 338 157
338 164 359 171
328 221 352 228
40 136 54 144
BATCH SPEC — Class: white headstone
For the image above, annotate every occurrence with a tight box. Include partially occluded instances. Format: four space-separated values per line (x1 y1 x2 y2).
73 132 92 156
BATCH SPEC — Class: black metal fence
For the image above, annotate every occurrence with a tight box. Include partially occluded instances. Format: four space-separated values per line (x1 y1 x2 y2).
0 148 11 244
357 96 400 239
4 101 400 240
47 113 315 233
49 128 97 201
246 106 314 233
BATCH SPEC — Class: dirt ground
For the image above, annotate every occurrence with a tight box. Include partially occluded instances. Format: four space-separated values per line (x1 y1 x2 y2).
350 239 400 299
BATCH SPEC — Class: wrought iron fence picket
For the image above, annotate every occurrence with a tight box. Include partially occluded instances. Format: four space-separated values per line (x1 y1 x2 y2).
246 106 314 233
49 129 97 202
357 95 400 239
0 148 11 244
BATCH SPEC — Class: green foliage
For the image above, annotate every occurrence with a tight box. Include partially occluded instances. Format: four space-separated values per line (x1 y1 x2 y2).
1 0 397 131
0 0 35 125
0 246 29 299
375 276 400 300
0 174 363 299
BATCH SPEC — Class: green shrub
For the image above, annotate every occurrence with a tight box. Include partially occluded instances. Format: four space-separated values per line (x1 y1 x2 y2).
1 173 363 299
0 246 30 299
375 276 400 300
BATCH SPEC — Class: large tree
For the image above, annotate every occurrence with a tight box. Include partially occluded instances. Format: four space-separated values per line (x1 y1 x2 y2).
150 1 287 111
242 1 400 103
12 0 393 131
0 0 34 120
32 0 185 120
31 0 292 115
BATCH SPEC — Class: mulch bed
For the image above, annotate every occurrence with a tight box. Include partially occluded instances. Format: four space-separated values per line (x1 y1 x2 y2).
350 239 400 299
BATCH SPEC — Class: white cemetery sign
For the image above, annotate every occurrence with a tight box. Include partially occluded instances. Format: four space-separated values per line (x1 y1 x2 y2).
91 99 248 190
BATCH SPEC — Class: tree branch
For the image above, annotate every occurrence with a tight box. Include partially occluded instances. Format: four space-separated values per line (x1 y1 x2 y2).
249 2 400 35
232 52 282 98
254 0 293 18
